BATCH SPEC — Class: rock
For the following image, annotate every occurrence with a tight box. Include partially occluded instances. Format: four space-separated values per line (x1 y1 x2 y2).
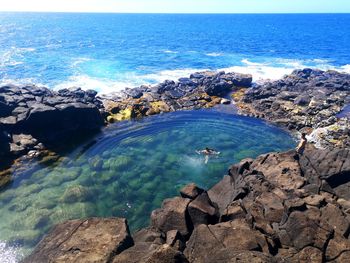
249 151 306 191
278 211 333 251
187 192 218 226
180 183 204 200
113 243 189 263
276 246 323 263
208 175 236 214
203 80 232 96
23 217 133 263
184 220 268 263
0 84 104 167
326 233 350 261
60 185 91 203
151 197 192 237
236 69 350 148
133 227 165 245
202 250 277 263
220 200 246 222
321 203 350 237
166 230 186 251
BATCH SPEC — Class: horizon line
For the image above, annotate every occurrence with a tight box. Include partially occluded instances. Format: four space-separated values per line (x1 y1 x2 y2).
0 11 350 15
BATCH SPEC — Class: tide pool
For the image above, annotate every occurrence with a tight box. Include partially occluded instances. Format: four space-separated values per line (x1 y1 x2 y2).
0 109 296 260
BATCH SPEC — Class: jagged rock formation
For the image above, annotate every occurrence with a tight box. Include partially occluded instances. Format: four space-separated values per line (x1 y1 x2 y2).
100 71 252 122
25 145 350 262
0 85 104 169
234 69 350 148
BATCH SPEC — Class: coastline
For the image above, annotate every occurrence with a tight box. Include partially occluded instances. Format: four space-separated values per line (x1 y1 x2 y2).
1 68 349 187
1 68 350 262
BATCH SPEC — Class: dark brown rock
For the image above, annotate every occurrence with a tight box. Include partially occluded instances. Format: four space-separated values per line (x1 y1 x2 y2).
180 183 204 200
184 220 268 263
151 197 192 237
278 211 333 251
187 192 218 226
23 217 133 263
321 203 350 237
208 175 241 214
249 151 305 191
133 227 165 245
113 243 189 263
326 233 350 261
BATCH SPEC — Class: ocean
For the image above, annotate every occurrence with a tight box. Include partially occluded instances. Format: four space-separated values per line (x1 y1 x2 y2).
0 13 350 94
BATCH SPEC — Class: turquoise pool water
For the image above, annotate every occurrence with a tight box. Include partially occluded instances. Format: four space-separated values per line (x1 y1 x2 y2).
0 109 295 259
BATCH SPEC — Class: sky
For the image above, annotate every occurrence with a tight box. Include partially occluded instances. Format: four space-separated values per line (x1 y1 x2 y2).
0 0 349 13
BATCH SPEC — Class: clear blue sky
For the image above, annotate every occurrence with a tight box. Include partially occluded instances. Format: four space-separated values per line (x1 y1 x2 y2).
0 0 349 13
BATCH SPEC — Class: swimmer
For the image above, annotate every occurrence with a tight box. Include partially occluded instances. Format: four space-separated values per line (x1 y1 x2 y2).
196 147 220 164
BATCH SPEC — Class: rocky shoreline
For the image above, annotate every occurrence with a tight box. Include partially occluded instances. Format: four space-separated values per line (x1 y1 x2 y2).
234 69 350 149
1 68 350 262
0 71 252 187
24 145 350 263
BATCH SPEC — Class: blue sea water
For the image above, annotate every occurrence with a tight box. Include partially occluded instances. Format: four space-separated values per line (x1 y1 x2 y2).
0 13 350 93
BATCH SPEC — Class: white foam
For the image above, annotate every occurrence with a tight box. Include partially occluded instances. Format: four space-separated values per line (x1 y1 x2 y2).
0 242 22 263
141 68 209 84
53 75 134 94
220 59 295 82
340 64 350 73
53 68 211 95
220 58 350 83
206 52 224 57
0 77 45 87
163 50 178 54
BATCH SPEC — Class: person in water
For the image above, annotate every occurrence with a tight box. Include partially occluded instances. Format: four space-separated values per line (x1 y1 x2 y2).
196 147 220 164
296 133 307 154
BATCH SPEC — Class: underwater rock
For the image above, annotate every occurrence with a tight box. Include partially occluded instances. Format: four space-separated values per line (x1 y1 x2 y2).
60 185 91 203
23 217 133 263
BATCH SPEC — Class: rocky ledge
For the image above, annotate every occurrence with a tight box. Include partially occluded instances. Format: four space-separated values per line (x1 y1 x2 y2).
0 85 104 168
25 145 350 263
234 69 350 148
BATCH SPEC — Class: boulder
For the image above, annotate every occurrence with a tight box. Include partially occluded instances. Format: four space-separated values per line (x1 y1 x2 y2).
23 217 133 263
180 183 204 200
151 197 192 237
300 146 350 199
249 151 305 191
277 211 333 251
208 175 237 214
187 192 218 226
184 220 268 263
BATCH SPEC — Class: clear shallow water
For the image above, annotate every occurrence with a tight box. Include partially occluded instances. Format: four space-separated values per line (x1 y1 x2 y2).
0 13 350 93
0 109 296 261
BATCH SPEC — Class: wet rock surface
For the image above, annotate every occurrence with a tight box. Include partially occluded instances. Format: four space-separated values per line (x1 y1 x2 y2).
25 145 350 262
234 69 350 148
